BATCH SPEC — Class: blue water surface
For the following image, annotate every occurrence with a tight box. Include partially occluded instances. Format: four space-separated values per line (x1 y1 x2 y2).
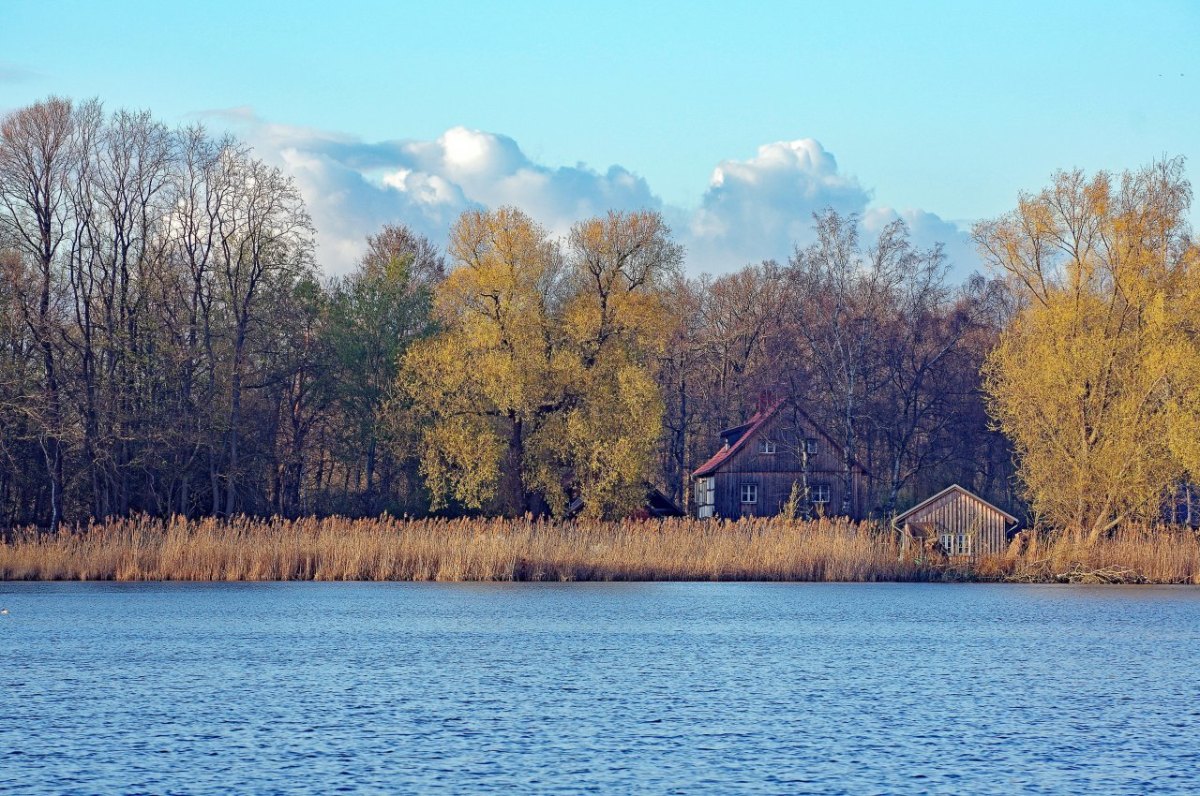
2 582 1199 794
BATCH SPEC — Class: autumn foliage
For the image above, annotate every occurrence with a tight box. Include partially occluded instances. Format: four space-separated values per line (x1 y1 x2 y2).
2 94 1198 551
400 208 681 519
976 160 1200 542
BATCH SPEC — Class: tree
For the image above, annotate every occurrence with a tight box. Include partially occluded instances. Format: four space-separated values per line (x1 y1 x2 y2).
328 224 442 513
211 149 314 515
558 210 681 517
0 97 77 527
976 159 1200 541
402 207 566 514
785 212 930 515
402 207 680 518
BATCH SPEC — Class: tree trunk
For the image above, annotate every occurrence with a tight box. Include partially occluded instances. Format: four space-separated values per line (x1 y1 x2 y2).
499 415 528 516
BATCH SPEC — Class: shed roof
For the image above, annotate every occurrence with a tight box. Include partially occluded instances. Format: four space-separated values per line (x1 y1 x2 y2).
892 484 1018 528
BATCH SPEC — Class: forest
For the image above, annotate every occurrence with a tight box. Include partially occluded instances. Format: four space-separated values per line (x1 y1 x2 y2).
1 97 1197 540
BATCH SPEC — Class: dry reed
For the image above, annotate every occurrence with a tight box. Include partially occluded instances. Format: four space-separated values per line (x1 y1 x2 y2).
2 515 1198 583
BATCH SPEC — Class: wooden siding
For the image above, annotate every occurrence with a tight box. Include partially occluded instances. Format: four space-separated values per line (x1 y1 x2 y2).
707 409 866 519
901 489 1011 557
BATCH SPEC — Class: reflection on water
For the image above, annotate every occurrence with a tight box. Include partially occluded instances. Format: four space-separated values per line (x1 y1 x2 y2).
2 582 1199 794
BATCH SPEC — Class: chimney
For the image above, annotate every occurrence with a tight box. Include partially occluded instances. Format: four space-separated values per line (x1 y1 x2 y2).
757 389 776 415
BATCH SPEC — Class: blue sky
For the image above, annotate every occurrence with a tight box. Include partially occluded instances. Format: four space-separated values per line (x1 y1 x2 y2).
2 0 1197 275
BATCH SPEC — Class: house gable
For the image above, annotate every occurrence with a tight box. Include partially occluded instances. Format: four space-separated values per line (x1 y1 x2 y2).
893 483 1018 557
692 399 868 519
893 484 1018 528
693 399 863 479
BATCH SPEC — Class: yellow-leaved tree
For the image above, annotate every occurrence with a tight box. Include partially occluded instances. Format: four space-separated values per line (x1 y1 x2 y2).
975 159 1200 542
556 210 681 518
400 207 681 518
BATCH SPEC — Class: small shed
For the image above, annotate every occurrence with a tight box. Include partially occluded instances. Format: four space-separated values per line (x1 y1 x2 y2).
893 484 1018 557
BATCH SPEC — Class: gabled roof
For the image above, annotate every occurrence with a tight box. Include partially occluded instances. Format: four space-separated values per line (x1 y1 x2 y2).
892 483 1019 527
692 399 783 478
691 398 866 479
564 484 683 519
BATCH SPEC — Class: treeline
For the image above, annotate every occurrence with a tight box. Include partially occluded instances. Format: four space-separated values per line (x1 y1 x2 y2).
0 98 442 526
1 97 1196 536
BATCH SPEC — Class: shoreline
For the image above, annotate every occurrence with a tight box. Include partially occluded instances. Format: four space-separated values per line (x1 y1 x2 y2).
3 515 1198 585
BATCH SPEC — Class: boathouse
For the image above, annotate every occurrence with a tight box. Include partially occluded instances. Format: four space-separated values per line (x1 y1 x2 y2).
692 397 868 519
893 484 1018 557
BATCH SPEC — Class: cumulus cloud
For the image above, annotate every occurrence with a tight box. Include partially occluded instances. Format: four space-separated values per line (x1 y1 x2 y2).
684 139 979 277
685 139 870 272
226 117 659 275
216 111 980 279
861 207 980 280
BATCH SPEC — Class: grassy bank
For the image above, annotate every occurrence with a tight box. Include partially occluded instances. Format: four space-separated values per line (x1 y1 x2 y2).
1 515 1198 583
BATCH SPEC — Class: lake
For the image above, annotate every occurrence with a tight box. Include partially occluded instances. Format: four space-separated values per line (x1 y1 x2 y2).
2 583 1199 794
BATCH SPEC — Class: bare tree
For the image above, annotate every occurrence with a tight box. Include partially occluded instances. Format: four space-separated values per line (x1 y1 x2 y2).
0 97 78 527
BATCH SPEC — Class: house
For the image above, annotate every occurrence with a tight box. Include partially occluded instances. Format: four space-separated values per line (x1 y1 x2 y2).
893 483 1018 557
631 486 686 520
565 485 684 520
692 397 868 519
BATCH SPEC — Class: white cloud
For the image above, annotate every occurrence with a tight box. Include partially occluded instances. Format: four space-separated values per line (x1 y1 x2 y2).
861 207 980 280
234 120 659 275
218 111 981 279
685 139 870 272
683 139 979 278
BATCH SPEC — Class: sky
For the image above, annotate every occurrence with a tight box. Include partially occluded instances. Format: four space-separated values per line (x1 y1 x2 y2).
1 0 1197 277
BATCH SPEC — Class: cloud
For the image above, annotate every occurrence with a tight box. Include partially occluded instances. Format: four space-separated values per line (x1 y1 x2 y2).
228 119 659 275
684 139 979 278
861 207 980 281
216 111 980 278
684 139 870 272
0 62 40 84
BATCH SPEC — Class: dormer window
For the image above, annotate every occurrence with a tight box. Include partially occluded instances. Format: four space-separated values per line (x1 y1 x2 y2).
758 439 777 455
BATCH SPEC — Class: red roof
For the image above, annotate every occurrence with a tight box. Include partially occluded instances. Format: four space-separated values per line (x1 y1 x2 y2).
692 399 784 478
691 398 870 479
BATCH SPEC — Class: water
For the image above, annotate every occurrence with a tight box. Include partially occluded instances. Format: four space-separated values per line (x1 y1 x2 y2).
2 583 1199 794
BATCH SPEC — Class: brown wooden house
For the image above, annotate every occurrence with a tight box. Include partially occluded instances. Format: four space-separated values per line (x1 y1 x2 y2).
692 398 868 519
893 484 1018 557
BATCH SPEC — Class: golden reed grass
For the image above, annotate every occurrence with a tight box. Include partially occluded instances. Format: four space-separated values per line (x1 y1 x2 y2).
1 515 1198 583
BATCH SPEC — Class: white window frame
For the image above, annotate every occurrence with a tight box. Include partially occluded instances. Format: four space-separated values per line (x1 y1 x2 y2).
940 532 971 556
740 483 758 505
805 438 819 456
811 483 830 505
695 477 716 518
758 439 777 455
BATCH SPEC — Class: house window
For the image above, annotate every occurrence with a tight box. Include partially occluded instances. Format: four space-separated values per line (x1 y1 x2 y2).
805 438 819 456
740 483 758 504
695 477 715 519
758 439 777 455
811 483 830 504
940 532 972 556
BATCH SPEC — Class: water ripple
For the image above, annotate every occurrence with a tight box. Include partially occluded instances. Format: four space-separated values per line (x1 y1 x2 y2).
1 582 1199 793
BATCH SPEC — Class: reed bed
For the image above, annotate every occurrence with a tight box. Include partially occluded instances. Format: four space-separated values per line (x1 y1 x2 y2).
998 524 1200 584
1 515 1198 583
